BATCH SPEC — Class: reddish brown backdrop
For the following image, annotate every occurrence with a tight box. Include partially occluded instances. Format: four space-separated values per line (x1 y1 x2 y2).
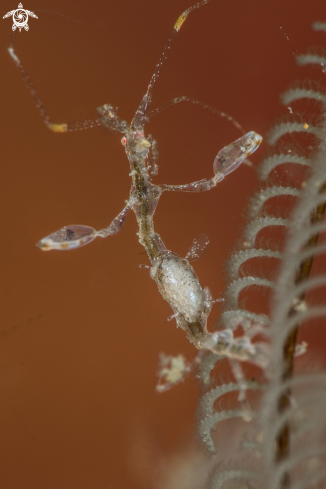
1 0 325 488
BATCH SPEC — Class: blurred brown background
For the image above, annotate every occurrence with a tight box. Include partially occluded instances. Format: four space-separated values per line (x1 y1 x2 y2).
1 0 325 488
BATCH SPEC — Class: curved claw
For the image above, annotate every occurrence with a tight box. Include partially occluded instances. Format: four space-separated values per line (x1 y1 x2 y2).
213 131 262 176
37 225 96 251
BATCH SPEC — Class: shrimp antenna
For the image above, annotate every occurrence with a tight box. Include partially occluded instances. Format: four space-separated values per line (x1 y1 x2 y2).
132 0 213 128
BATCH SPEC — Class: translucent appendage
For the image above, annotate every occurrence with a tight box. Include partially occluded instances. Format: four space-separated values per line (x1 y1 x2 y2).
213 131 262 176
97 104 130 133
185 233 210 262
37 225 96 251
156 353 191 392
96 203 131 237
147 135 159 175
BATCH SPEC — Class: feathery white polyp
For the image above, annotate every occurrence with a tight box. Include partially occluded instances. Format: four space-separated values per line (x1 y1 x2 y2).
197 20 326 489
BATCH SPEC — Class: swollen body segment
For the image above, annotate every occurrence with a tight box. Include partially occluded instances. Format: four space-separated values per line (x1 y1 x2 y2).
8 1 263 395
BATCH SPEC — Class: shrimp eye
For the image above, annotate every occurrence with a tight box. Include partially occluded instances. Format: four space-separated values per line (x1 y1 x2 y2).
121 136 127 146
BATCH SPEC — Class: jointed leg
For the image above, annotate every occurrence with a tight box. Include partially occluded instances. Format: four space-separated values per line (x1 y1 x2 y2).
160 173 223 193
37 203 131 251
96 202 131 237
160 131 262 194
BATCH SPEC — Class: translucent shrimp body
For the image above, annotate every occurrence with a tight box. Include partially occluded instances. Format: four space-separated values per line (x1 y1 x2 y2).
119 122 261 347
8 0 262 353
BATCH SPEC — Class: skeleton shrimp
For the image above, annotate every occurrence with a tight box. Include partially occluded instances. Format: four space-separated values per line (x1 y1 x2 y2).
7 0 262 392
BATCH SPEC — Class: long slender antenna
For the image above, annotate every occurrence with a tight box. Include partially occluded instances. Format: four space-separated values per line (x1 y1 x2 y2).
132 0 213 128
8 33 101 132
147 96 246 134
